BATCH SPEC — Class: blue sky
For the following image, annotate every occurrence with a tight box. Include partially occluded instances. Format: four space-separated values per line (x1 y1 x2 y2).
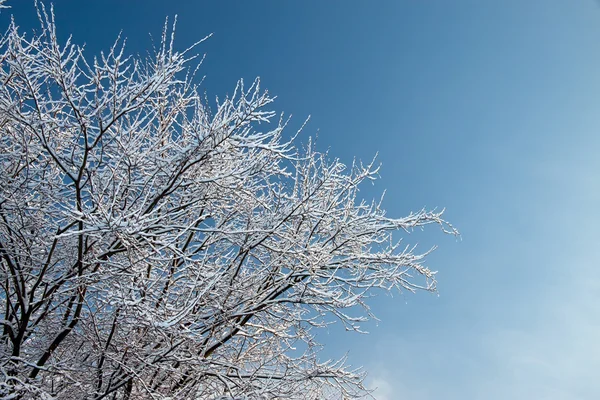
7 1 600 399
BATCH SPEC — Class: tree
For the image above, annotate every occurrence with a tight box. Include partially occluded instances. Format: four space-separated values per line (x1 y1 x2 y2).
0 3 457 399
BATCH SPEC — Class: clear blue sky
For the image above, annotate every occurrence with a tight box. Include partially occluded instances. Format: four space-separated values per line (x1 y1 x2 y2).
7 1 600 399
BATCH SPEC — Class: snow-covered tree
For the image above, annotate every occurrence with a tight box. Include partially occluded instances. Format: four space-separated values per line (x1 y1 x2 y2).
0 3 457 399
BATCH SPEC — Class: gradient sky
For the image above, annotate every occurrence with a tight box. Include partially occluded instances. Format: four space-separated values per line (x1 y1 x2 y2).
7 1 600 399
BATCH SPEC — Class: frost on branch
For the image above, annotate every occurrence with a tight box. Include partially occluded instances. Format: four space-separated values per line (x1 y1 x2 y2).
0 3 457 399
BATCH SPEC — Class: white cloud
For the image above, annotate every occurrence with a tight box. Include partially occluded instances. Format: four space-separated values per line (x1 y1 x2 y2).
368 376 393 400
360 252 600 400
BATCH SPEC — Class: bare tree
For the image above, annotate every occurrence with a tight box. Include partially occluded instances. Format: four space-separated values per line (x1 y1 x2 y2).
0 3 457 399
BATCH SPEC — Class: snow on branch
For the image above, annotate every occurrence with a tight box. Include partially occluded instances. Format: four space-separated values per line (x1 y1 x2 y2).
0 2 457 399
